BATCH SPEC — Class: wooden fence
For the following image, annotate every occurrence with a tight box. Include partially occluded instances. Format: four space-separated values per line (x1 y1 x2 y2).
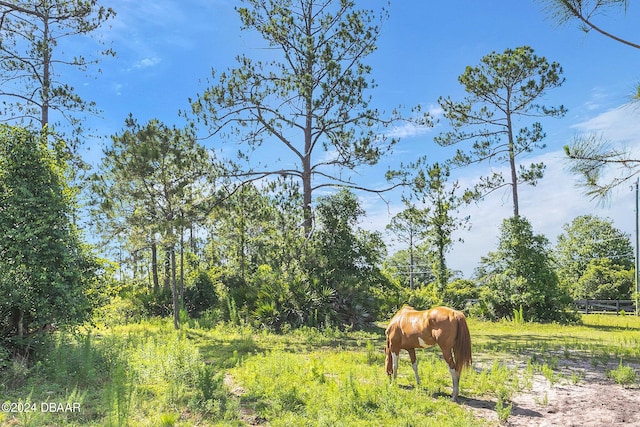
573 299 636 314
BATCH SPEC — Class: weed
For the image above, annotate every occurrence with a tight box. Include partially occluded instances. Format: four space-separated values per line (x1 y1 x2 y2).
541 364 558 386
158 412 179 427
106 361 136 427
495 392 513 424
227 297 241 326
535 391 549 406
365 339 377 365
570 369 585 385
16 392 42 427
4 354 29 389
513 305 525 325
607 360 637 387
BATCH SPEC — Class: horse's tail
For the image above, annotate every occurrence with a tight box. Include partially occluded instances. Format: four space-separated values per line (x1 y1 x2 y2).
453 312 472 372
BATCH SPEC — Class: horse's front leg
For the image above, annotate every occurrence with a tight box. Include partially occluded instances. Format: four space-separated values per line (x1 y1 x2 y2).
407 348 420 385
390 350 399 380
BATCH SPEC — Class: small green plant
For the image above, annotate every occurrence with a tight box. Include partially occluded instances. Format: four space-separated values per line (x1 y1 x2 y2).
158 412 179 426
106 361 136 427
365 340 377 365
179 307 190 326
541 364 558 386
513 305 525 325
16 392 42 427
197 364 219 402
570 370 585 385
495 393 513 424
227 296 241 326
607 360 637 386
534 391 549 406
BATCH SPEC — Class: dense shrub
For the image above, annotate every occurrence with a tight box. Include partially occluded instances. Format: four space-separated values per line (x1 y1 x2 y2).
574 258 634 300
476 217 576 323
184 270 219 317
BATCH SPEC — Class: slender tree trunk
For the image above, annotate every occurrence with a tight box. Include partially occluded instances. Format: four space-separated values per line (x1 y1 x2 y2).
151 240 159 293
163 248 171 290
179 223 185 303
171 248 179 329
302 158 313 238
302 2 314 239
132 250 138 281
190 225 196 253
409 233 415 290
507 113 519 217
437 241 447 292
17 308 24 338
509 146 519 217
41 9 50 128
239 214 246 281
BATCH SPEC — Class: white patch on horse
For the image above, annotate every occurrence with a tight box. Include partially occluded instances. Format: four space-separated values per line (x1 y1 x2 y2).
391 352 399 379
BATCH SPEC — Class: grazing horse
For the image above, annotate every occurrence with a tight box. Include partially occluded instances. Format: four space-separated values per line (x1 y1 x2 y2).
385 305 472 402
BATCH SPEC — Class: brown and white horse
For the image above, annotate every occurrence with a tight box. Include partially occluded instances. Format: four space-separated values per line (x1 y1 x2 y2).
385 305 472 402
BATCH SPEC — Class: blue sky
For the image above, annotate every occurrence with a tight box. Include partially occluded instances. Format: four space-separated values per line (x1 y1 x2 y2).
74 0 640 276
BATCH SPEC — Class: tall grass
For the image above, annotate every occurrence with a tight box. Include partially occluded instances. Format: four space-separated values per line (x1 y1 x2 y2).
231 349 483 426
1 314 639 426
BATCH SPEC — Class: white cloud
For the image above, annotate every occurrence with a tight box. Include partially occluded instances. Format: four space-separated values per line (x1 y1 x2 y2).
112 82 124 96
386 122 433 139
572 103 640 143
132 57 162 69
386 104 443 139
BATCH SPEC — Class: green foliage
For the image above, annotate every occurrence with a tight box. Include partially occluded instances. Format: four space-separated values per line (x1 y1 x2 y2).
308 189 389 328
513 305 525 325
232 348 479 426
184 270 220 317
381 247 434 291
476 216 575 322
443 279 480 310
0 126 99 349
405 284 443 311
385 206 431 290
575 258 634 300
414 162 473 292
92 295 142 327
2 315 640 425
91 116 221 328
607 360 637 386
106 360 136 427
495 393 513 424
555 215 634 299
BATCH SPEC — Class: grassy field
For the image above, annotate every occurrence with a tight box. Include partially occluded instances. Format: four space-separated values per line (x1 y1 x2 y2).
1 314 639 426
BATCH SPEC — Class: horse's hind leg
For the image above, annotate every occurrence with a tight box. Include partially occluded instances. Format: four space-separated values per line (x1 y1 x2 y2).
439 344 460 402
408 348 420 385
450 368 461 402
439 345 455 371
